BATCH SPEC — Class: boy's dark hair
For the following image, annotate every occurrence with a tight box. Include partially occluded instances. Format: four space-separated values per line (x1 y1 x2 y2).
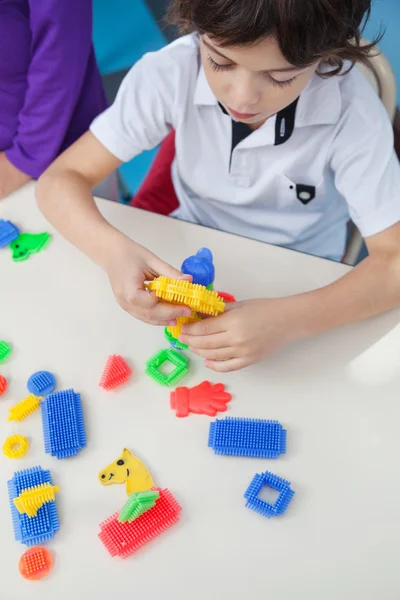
168 0 381 76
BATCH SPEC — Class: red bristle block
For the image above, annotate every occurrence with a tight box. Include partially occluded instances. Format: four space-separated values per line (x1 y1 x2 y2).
99 355 132 391
98 487 181 558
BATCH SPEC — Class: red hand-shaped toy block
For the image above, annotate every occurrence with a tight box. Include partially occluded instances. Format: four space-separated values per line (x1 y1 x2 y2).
170 381 232 417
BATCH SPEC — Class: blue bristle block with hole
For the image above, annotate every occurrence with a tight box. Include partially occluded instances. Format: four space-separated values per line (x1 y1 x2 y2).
244 471 295 518
208 417 286 458
27 370 56 396
41 388 86 459
0 219 19 248
8 466 60 546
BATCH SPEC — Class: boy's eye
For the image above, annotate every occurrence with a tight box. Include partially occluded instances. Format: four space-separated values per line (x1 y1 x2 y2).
207 55 233 72
268 75 297 88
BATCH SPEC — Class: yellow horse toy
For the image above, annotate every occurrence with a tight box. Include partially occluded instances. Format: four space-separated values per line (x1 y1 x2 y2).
98 448 154 496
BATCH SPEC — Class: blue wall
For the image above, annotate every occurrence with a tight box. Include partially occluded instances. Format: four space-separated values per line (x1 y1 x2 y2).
365 0 400 103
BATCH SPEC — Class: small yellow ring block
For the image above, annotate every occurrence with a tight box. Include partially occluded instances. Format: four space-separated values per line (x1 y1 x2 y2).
3 434 29 459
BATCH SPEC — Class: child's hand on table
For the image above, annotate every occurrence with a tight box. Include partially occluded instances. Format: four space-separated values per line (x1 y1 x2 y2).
0 152 30 199
105 238 192 326
179 298 301 372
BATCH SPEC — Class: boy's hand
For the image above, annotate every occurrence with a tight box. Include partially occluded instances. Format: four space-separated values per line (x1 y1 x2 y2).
0 153 30 199
179 298 300 372
106 238 192 326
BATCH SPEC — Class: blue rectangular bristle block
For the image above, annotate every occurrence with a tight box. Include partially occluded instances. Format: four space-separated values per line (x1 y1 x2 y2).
41 388 86 459
8 466 60 546
244 471 295 519
208 417 286 458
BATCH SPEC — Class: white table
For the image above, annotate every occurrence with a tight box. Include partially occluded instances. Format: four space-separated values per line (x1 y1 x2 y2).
1 183 400 600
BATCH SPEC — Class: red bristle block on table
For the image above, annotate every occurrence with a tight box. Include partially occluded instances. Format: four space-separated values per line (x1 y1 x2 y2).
99 355 132 391
98 487 181 558
0 374 7 397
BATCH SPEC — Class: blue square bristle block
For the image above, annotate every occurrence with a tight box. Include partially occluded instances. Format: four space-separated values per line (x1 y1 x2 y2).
244 471 295 519
208 417 286 458
41 388 86 459
0 219 19 248
8 466 60 546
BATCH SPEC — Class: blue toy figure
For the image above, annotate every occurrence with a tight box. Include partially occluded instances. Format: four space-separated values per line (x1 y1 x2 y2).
181 248 215 288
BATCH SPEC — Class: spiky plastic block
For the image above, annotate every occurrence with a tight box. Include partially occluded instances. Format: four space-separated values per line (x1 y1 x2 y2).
99 487 181 558
0 340 12 363
166 314 201 339
118 490 160 523
14 483 60 518
8 466 60 546
164 328 189 350
145 277 225 316
0 219 19 247
8 394 41 422
3 434 29 459
99 355 131 391
27 371 56 396
41 388 86 459
19 546 53 580
146 348 188 386
208 417 287 458
0 373 8 396
244 471 295 518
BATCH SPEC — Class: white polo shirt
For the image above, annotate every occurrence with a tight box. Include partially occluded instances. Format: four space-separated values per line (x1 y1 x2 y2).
90 34 400 261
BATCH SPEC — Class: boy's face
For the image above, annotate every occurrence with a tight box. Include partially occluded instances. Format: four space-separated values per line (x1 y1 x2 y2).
200 34 318 126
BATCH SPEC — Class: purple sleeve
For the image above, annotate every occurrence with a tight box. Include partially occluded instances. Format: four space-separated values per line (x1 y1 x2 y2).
5 0 94 178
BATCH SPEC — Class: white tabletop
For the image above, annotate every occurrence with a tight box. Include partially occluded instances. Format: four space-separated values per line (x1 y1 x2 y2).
1 183 400 600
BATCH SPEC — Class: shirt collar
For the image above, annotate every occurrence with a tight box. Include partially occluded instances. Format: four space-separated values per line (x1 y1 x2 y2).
194 64 342 127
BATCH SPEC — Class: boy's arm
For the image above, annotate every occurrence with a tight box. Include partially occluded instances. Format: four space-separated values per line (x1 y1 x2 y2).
3 0 100 192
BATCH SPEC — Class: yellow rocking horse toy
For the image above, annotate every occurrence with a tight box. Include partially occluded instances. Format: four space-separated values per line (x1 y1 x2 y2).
98 448 154 495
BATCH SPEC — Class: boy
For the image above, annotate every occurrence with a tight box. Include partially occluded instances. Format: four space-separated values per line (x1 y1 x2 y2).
37 0 400 373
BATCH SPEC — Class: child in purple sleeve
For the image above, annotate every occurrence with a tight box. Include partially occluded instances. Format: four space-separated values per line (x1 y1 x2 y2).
0 0 108 199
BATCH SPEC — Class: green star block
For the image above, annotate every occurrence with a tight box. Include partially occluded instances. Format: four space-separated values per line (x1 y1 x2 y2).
0 341 12 363
118 490 160 523
10 232 51 262
146 348 189 386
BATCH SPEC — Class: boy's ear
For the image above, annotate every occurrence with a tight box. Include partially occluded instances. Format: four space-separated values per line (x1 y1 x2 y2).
122 448 133 459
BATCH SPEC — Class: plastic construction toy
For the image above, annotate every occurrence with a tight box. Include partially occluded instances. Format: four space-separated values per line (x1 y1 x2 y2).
14 482 60 518
118 490 160 523
27 371 56 396
170 381 232 418
244 471 295 518
208 417 287 458
164 328 188 351
99 487 181 558
145 277 225 316
10 232 51 262
166 314 201 340
19 546 53 580
99 355 132 391
181 248 215 287
8 466 60 546
41 388 86 459
99 448 154 495
0 340 12 363
3 434 29 459
8 394 41 422
0 219 20 248
146 348 189 387
0 373 8 396
217 291 237 303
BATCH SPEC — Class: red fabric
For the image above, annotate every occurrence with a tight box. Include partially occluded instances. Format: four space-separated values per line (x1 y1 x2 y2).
131 130 179 215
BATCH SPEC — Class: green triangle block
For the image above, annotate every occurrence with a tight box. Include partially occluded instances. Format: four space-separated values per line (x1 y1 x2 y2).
0 341 12 363
118 490 160 523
